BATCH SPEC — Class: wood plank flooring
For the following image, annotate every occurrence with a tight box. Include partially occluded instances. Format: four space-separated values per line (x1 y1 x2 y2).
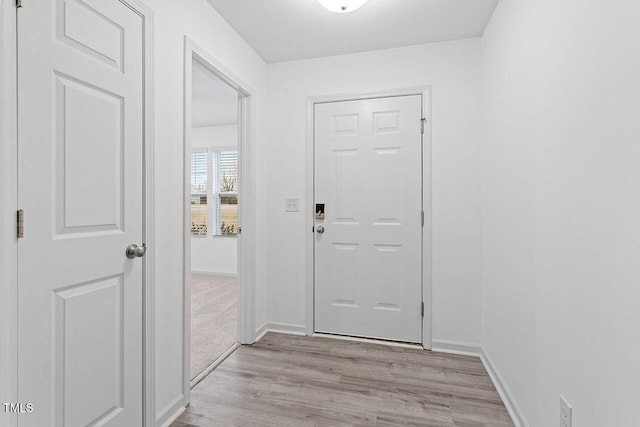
174 333 514 426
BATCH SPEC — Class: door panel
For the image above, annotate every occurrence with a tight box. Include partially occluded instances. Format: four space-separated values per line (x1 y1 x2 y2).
17 1 144 425
314 95 423 343
53 276 124 426
54 73 125 234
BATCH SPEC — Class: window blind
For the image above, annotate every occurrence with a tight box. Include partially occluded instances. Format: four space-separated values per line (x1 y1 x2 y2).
218 151 238 193
190 151 208 194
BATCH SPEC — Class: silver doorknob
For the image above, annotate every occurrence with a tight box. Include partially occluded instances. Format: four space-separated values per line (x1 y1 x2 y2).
316 226 325 234
126 243 146 259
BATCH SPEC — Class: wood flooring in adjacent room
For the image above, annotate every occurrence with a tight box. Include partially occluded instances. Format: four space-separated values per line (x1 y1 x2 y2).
173 333 514 426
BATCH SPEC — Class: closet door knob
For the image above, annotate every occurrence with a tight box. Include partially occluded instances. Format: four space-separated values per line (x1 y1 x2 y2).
126 243 146 259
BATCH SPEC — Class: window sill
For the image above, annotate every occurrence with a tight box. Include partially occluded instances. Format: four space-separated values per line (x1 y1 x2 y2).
190 234 237 239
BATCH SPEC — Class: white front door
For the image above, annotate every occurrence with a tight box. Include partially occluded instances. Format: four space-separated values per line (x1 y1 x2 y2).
314 95 423 343
17 1 144 425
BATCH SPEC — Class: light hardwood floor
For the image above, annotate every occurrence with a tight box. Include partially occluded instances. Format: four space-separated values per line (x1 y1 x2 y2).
190 274 237 380
174 333 514 426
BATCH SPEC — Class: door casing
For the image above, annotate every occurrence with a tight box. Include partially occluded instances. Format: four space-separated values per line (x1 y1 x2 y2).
0 1 156 426
0 3 19 427
182 36 257 411
305 87 433 350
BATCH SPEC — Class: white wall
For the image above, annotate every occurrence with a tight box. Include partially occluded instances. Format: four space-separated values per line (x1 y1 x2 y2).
192 124 237 149
149 0 268 423
481 1 640 426
266 38 483 345
191 125 238 275
191 237 237 275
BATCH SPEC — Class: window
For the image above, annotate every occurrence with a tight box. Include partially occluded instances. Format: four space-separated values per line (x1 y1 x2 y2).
190 148 239 236
217 150 239 235
190 150 208 235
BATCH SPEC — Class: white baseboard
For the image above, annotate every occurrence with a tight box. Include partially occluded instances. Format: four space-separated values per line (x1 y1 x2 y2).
190 270 237 277
479 348 530 427
254 322 307 342
432 339 483 357
156 393 185 427
432 340 528 427
255 322 269 342
264 322 307 335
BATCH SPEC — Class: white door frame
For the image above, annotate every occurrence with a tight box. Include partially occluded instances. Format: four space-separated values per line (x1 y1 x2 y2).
0 1 156 426
135 1 156 425
0 3 19 426
305 87 433 349
182 37 256 405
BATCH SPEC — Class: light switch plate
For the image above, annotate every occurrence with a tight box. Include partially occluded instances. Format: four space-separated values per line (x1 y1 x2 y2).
285 198 299 212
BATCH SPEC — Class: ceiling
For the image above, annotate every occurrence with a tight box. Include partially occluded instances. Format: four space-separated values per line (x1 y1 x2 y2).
191 59 238 128
206 0 499 63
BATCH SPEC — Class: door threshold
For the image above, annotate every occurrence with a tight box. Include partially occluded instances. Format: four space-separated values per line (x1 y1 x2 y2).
311 332 423 350
189 342 240 389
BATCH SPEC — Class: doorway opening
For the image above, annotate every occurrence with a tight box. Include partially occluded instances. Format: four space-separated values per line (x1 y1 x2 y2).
188 57 240 384
183 40 256 392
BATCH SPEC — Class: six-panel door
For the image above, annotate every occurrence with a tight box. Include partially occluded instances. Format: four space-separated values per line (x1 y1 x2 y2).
17 1 144 425
314 95 423 343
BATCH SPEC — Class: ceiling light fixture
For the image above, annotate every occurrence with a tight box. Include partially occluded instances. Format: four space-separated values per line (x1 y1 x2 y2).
318 0 369 13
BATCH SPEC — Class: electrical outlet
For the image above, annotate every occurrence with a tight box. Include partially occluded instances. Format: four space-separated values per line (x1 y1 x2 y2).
560 395 572 427
285 198 299 212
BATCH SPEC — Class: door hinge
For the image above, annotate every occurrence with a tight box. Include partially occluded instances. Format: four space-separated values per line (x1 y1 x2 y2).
17 209 24 239
421 211 424 227
238 226 242 235
16 0 23 8
421 118 426 134
421 302 424 317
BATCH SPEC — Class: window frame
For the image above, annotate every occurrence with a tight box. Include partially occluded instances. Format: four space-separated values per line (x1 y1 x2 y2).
190 148 209 237
190 146 239 238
